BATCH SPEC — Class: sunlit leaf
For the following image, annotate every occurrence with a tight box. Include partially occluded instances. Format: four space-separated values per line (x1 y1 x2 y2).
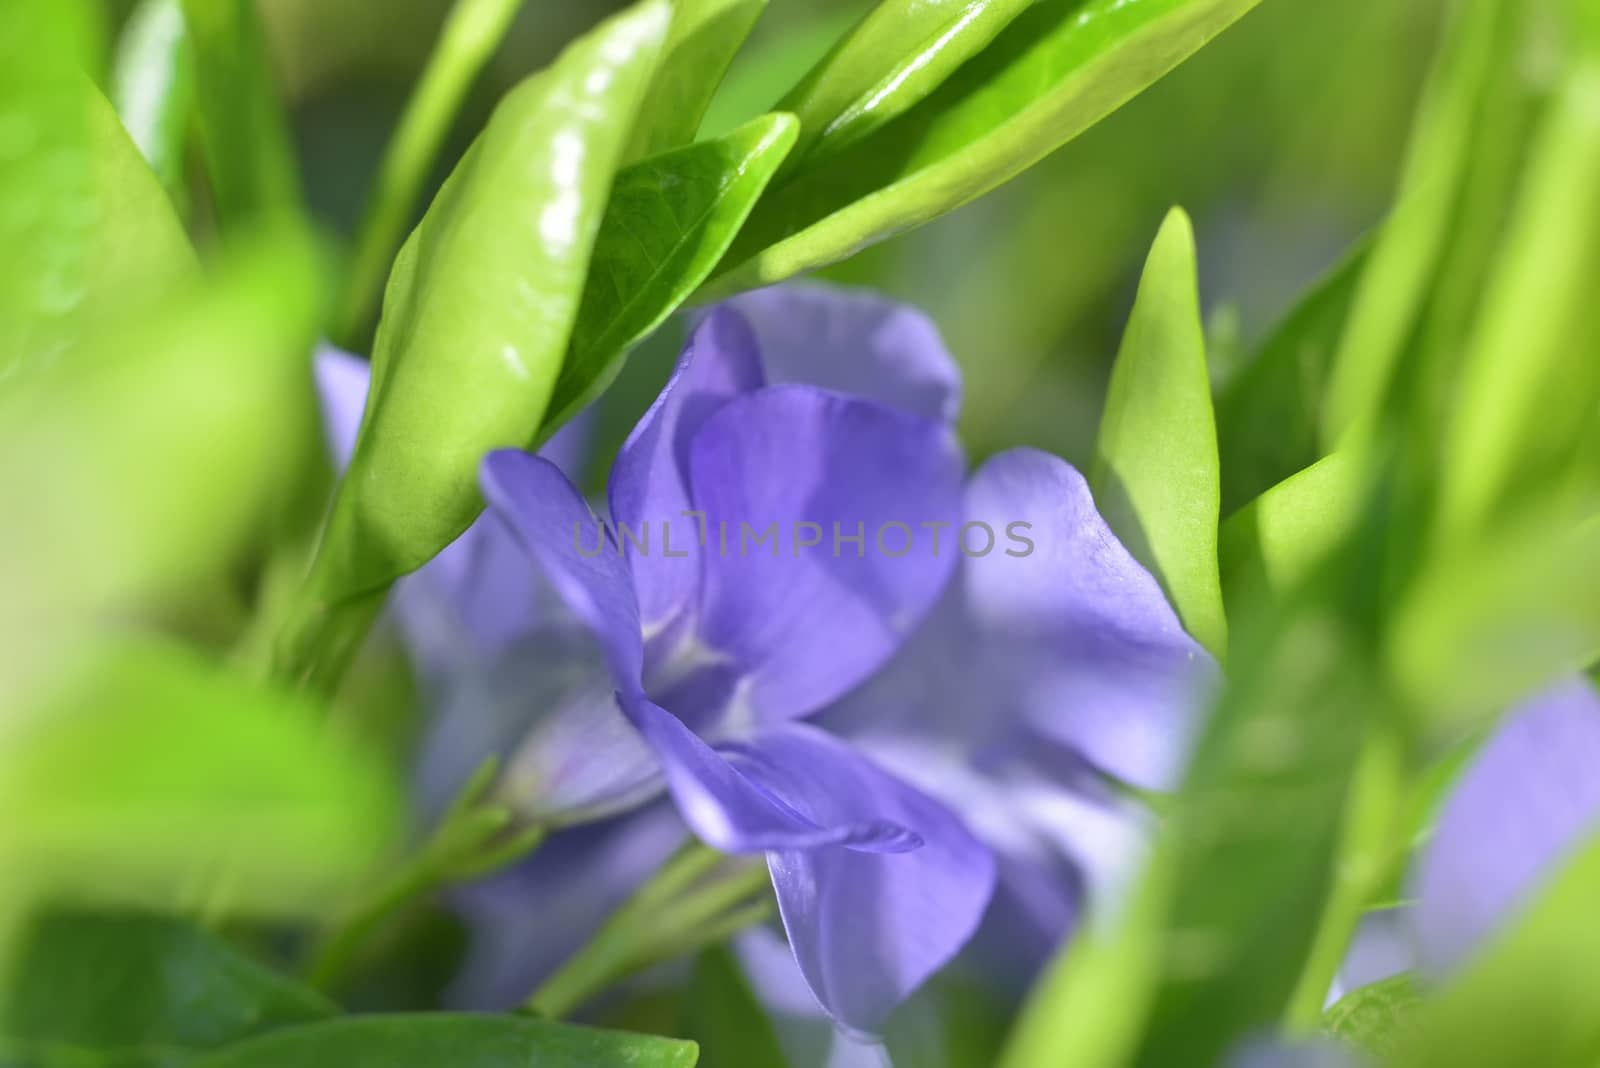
1321 975 1421 1059
540 111 798 437
112 0 196 212
1220 451 1364 605
625 0 768 162
704 0 1264 295
1092 208 1226 657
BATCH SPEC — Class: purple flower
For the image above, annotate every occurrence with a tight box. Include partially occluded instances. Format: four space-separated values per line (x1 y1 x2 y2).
318 286 995 1032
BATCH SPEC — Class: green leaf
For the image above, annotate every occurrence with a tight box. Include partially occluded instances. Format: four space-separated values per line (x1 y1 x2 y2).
289 0 669 683
1215 239 1368 515
682 948 788 1068
1321 974 1420 1059
624 0 768 162
775 0 1034 170
1092 208 1226 657
185 1014 699 1068
177 0 303 227
540 110 798 438
1319 0 1510 448
1220 451 1364 604
0 640 400 921
1002 526 1388 1068
1 911 334 1064
111 0 196 213
704 0 1263 296
1393 830 1600 1068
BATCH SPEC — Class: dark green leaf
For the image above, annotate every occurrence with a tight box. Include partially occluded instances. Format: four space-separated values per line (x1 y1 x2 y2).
1 911 333 1064
705 0 1263 295
776 0 1033 170
111 0 195 212
177 0 303 227
1092 207 1226 657
682 948 788 1068
624 0 768 162
186 1014 699 1068
1321 974 1420 1059
540 111 798 438
1215 239 1368 515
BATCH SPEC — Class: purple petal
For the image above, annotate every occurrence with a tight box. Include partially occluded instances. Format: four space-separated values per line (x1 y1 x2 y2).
480 450 645 688
684 386 965 722
1411 676 1600 975
732 725 997 1034
621 693 916 854
962 448 1216 790
608 310 765 633
415 626 661 825
734 928 894 1068
725 282 961 425
313 344 371 469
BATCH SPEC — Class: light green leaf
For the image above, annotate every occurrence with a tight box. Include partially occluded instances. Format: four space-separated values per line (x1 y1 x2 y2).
112 0 195 213
625 0 768 162
1321 975 1420 1059
1 911 334 1065
704 0 1263 296
1319 0 1509 448
178 0 303 226
1393 830 1600 1068
1220 451 1364 603
540 111 798 438
1215 239 1368 514
292 0 669 680
186 1014 699 1068
776 0 1033 170
0 641 400 921
1092 208 1226 658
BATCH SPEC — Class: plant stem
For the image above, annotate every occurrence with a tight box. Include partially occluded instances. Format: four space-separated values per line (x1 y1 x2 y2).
334 0 524 347
1285 725 1407 1030
524 843 772 1019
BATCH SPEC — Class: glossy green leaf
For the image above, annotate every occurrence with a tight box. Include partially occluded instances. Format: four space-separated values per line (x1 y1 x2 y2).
1215 239 1368 514
186 1014 699 1068
1321 974 1420 1059
683 948 788 1068
1 911 334 1065
1092 208 1226 657
290 0 669 682
624 0 768 162
1393 830 1600 1068
1319 0 1509 448
704 0 1263 296
776 0 1033 169
0 640 400 920
112 0 195 212
1220 451 1364 604
178 0 303 226
1003 528 1387 1068
540 110 798 438
1437 32 1600 539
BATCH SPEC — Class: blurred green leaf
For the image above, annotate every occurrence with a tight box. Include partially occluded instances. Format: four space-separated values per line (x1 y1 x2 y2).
1092 208 1226 657
1321 974 1420 1059
776 0 1033 170
178 0 303 227
541 111 798 437
1393 829 1600 1068
283 0 669 691
1220 451 1363 605
1215 239 1368 514
1319 0 1509 448
683 948 788 1068
625 0 769 162
884 975 1010 1068
185 1014 699 1068
1 911 334 1065
704 0 1263 295
1003 526 1388 1068
112 0 196 213
0 641 400 920
1437 33 1600 539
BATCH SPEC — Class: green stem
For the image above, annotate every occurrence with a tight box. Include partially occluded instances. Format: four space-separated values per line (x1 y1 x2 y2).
524 843 771 1019
1285 725 1408 1030
335 0 524 347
